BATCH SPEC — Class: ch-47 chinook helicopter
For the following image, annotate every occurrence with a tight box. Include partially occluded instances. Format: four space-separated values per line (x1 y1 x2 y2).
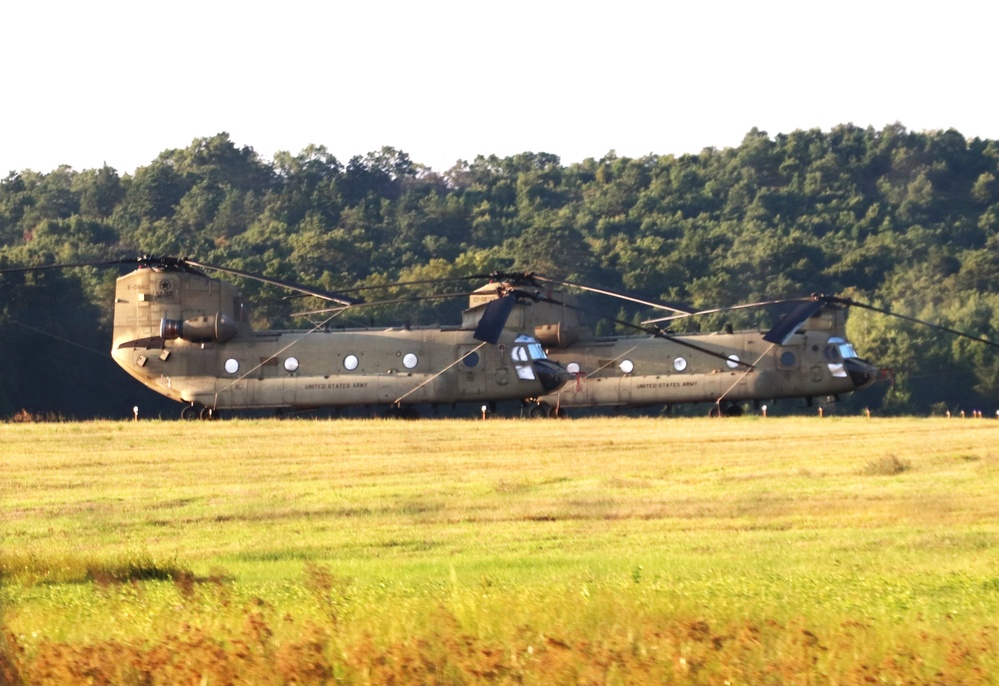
459 274 999 417
0 257 570 419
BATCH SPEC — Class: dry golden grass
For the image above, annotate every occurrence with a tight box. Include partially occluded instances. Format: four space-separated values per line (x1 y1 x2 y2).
3 416 999 684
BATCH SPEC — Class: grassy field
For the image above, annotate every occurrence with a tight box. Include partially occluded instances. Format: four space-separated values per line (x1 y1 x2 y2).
3 416 999 684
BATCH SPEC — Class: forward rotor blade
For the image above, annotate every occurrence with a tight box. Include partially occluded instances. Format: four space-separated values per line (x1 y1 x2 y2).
691 293 999 350
642 298 805 325
828 296 999 350
310 275 490 296
290 290 480 318
301 269 532 297
474 294 517 345
763 299 827 344
529 274 694 316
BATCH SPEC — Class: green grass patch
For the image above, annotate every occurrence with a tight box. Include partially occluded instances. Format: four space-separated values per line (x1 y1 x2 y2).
3 417 999 683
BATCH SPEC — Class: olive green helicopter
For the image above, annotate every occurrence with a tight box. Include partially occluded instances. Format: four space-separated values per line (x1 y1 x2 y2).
0 257 571 419
456 273 999 417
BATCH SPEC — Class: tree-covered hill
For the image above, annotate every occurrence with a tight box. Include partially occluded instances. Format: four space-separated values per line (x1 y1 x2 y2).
3 124 999 417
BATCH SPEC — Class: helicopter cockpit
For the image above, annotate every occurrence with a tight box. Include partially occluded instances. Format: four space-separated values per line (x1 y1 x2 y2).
512 334 549 380
824 337 859 364
824 336 876 389
511 334 568 393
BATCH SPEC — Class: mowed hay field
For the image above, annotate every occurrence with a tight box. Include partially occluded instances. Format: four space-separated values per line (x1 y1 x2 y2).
3 417 999 685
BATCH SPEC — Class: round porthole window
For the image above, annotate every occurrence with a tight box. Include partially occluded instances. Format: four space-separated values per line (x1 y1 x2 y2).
403 353 418 369
780 351 796 367
567 362 581 374
726 354 741 369
224 358 239 374
674 357 687 372
343 354 359 371
620 359 635 374
464 351 480 368
284 357 300 373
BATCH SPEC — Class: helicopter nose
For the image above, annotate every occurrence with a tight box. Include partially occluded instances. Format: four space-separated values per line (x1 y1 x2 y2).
534 359 572 394
844 357 878 390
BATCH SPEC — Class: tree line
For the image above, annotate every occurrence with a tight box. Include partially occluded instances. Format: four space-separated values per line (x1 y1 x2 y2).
2 124 999 417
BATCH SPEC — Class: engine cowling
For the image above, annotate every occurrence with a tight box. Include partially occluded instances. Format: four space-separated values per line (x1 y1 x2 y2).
160 313 239 343
534 321 580 348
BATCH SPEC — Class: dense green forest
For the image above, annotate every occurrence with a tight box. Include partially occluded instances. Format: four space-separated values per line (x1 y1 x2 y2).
3 124 999 418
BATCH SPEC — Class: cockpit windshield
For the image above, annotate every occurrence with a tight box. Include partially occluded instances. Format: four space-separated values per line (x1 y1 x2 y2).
825 336 859 361
515 334 548 360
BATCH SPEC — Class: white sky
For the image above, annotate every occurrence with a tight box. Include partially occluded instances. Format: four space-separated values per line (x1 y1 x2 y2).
3 0 996 176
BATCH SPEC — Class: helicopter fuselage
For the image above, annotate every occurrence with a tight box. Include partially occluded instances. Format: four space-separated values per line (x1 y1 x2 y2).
111 266 566 414
540 329 877 410
463 282 879 414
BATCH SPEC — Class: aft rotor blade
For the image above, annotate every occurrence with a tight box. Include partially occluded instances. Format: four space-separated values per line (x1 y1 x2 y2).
526 292 754 369
0 256 154 274
183 259 359 306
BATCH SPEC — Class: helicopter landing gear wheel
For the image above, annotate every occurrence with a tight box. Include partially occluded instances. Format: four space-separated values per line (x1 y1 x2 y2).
709 403 743 418
181 404 217 420
383 406 420 420
527 401 551 419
